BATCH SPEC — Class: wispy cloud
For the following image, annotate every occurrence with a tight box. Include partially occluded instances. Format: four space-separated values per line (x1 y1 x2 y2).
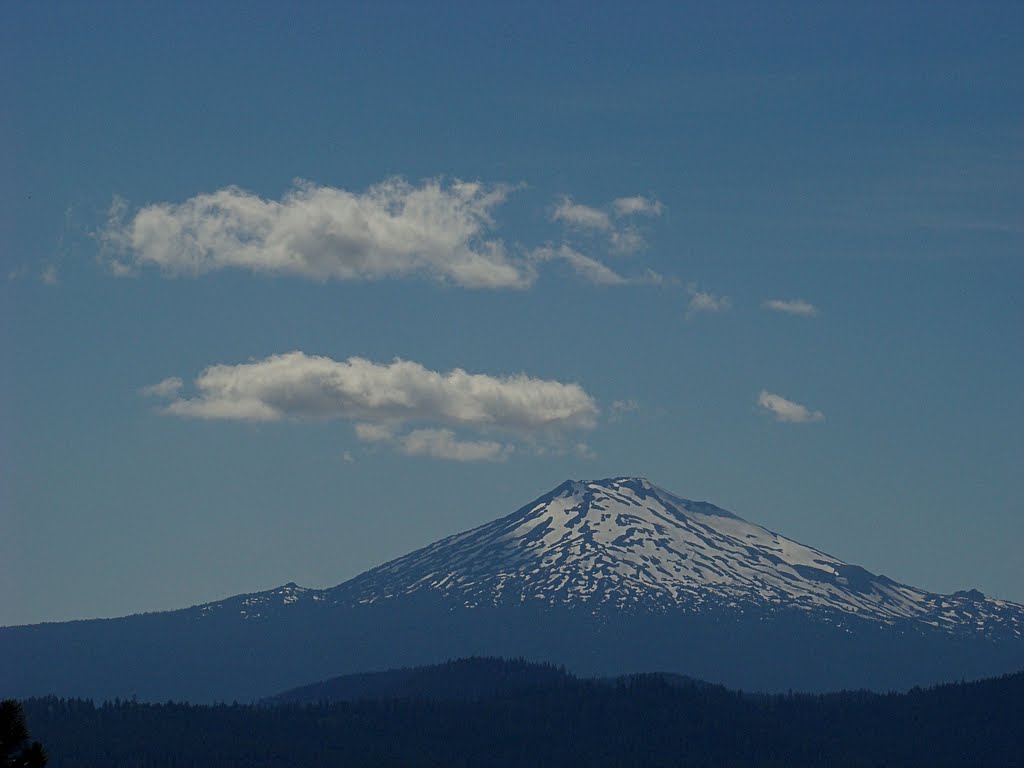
398 429 512 462
612 196 664 218
762 298 818 317
531 245 665 286
150 352 599 460
140 377 184 399
531 245 626 285
551 197 611 231
354 422 396 443
40 265 59 285
103 178 534 289
609 228 646 255
757 391 824 423
609 399 640 421
686 285 732 316
354 422 512 462
551 194 664 256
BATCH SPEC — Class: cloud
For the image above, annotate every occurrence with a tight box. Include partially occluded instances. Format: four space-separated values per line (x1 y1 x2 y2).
609 228 646 255
140 377 184 399
153 353 601 462
636 269 669 285
552 194 664 255
531 245 626 285
40 265 58 285
354 423 513 462
551 197 611 231
612 196 664 218
354 422 395 443
156 352 598 439
757 391 824 423
399 429 512 462
762 299 818 317
155 353 598 461
102 180 670 290
609 399 640 421
530 245 666 286
103 178 534 289
686 285 732 316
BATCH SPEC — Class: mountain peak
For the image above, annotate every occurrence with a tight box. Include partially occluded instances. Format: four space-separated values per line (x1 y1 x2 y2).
330 476 842 612
555 476 741 522
562 475 657 492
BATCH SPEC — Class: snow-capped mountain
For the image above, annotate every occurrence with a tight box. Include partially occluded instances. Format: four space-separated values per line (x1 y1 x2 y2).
4 477 1022 702
223 477 1022 639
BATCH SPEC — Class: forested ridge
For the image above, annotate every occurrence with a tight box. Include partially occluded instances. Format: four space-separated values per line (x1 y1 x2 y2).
20 659 1024 767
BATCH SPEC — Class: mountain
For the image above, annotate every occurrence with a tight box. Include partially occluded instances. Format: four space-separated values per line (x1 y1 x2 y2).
2 477 1022 702
323 477 1023 637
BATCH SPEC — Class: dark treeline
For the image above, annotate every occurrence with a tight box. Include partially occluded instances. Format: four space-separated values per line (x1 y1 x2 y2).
20 659 1024 767
266 656 575 704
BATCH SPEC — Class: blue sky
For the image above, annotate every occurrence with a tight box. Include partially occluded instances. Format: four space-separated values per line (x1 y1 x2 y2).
2 1 1022 625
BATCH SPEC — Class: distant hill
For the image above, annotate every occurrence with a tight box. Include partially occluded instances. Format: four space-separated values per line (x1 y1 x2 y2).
21 659 1024 767
266 656 573 704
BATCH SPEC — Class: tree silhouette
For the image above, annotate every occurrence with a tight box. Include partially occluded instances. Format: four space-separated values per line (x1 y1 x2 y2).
0 701 46 767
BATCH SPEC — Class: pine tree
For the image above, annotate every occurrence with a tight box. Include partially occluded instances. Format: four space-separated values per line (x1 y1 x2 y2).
0 700 47 767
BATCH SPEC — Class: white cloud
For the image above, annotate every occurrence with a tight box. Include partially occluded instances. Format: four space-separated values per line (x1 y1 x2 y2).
354 423 513 463
550 197 611 231
637 269 669 285
531 245 626 286
399 429 512 462
341 450 355 463
552 195 663 255
757 391 824 424
103 180 671 290
140 377 184 399
40 265 59 285
531 245 666 286
686 285 732 316
353 423 395 443
154 353 601 462
157 352 599 438
762 299 818 317
612 196 664 218
609 228 646 255
103 178 534 289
